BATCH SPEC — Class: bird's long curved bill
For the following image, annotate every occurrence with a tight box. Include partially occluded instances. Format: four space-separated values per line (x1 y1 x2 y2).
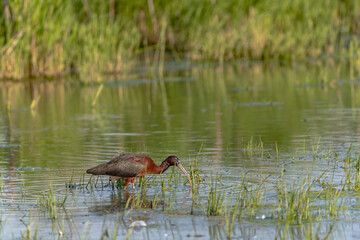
177 163 192 188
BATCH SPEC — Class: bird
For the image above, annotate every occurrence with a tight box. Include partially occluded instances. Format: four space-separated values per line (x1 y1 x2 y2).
86 154 192 190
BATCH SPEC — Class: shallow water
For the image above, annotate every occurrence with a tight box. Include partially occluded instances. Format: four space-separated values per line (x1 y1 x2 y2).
1 62 360 239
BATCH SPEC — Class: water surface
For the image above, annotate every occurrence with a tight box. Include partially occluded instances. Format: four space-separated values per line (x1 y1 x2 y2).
0 62 360 239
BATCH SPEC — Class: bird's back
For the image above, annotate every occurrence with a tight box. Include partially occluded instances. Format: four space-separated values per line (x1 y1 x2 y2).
86 154 148 178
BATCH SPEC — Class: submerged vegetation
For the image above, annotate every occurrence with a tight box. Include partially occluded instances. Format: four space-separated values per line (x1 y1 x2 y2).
1 0 360 80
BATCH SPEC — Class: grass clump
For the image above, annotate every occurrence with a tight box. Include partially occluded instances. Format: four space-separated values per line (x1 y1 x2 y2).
206 177 226 216
276 176 315 223
36 185 67 219
243 136 265 157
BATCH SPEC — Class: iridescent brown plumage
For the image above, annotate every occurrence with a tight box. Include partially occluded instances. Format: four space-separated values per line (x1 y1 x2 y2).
86 154 192 190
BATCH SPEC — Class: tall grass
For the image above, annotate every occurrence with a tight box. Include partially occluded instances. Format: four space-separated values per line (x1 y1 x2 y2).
1 0 360 81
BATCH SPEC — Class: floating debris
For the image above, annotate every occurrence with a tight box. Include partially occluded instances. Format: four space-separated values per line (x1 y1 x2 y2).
129 221 147 228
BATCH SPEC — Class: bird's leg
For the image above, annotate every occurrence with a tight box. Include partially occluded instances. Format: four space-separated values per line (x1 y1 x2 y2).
124 178 131 190
131 178 135 189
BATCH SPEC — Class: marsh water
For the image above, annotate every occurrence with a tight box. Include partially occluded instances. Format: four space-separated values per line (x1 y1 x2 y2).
1 62 360 239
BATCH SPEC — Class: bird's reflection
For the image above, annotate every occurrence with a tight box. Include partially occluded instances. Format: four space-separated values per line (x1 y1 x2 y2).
89 190 165 214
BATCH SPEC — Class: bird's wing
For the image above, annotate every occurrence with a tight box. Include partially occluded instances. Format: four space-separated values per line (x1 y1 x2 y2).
105 161 144 178
104 155 145 178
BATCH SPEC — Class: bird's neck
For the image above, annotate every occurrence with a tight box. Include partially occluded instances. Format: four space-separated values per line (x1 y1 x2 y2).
156 161 170 174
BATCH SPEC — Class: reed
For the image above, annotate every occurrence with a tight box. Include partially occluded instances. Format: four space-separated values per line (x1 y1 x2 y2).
224 185 240 239
244 136 265 157
30 95 41 109
91 84 104 107
20 212 38 240
311 137 321 159
1 0 360 81
206 177 226 216
276 178 314 223
190 150 201 190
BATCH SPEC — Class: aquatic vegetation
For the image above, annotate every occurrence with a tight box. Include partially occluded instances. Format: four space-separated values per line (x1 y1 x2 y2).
92 84 104 107
224 185 241 239
30 95 41 110
243 136 265 157
206 177 226 216
311 137 321 159
189 149 203 214
21 223 37 240
276 176 316 223
36 185 67 219
1 0 360 80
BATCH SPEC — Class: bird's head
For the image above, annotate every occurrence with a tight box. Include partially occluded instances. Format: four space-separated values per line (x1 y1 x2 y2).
161 155 192 188
165 155 180 166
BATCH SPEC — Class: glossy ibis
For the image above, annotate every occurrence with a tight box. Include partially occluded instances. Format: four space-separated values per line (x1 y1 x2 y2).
86 154 192 190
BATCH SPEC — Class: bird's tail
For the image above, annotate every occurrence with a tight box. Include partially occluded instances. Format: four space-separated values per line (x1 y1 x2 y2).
86 164 108 175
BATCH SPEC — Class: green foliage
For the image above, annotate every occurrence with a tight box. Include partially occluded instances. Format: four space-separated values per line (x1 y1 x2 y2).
1 0 360 81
